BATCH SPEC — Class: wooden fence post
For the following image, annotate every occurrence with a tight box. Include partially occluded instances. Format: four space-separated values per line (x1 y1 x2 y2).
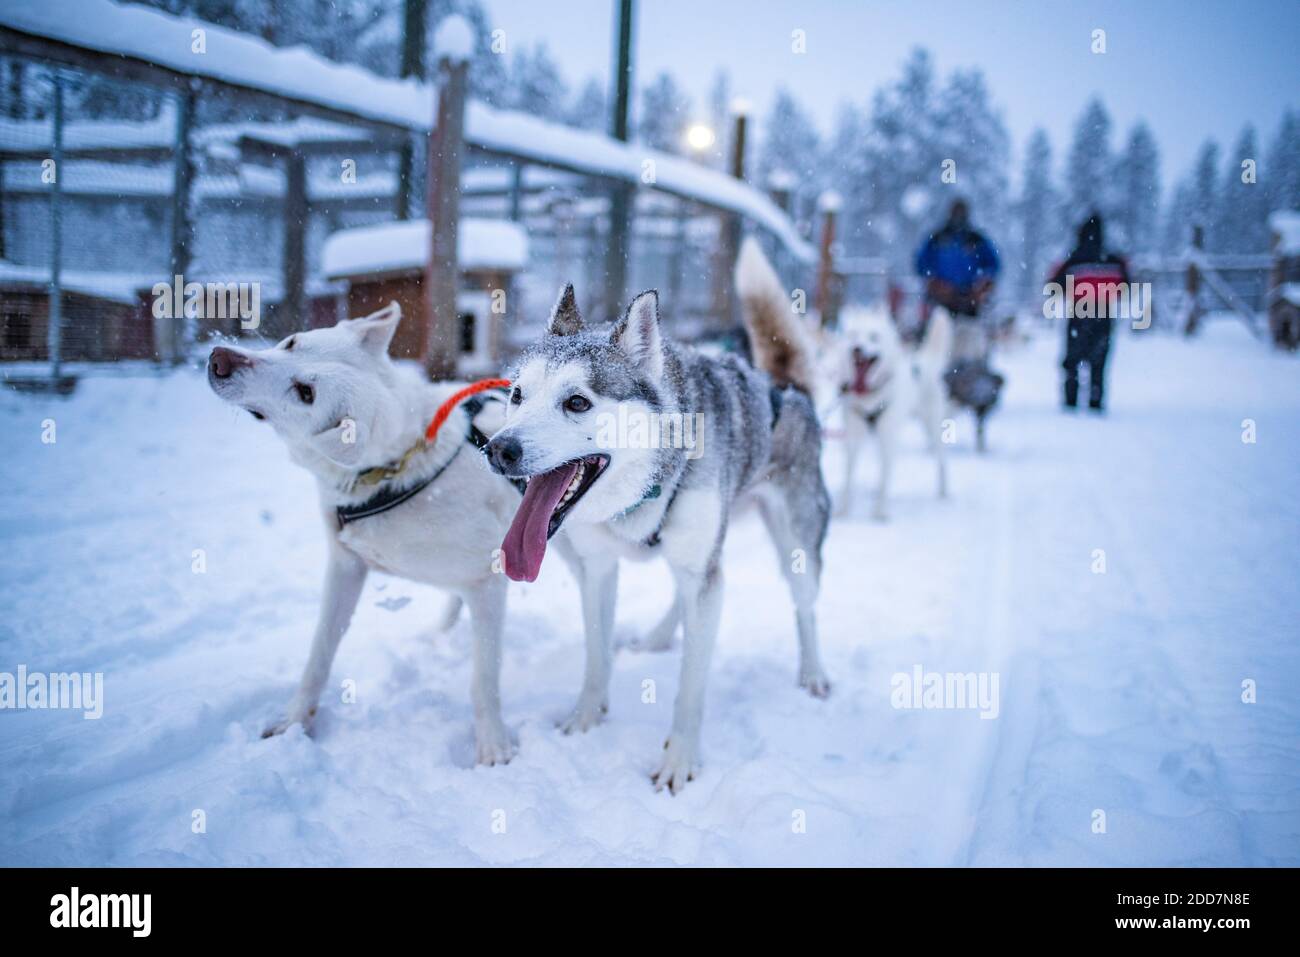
815 190 841 328
169 86 195 359
713 104 747 326
395 0 427 220
283 150 307 333
1184 224 1203 336
425 21 472 380
603 0 635 315
47 71 64 378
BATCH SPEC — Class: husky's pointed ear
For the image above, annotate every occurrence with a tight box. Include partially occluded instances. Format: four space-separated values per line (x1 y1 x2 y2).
548 283 583 336
351 300 402 356
611 290 663 379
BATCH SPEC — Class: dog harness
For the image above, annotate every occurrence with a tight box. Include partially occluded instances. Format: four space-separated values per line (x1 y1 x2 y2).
336 379 516 530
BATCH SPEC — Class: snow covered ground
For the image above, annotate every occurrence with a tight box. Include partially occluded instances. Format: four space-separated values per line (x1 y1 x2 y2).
1 319 1297 866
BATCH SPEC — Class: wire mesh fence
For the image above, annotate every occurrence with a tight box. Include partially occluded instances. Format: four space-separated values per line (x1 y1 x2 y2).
1 46 797 380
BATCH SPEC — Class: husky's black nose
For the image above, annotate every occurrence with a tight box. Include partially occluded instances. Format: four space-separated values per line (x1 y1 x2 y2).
209 346 253 379
486 435 523 474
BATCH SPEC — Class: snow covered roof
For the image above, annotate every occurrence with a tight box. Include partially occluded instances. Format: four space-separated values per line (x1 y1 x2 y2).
1270 211 1300 256
321 218 529 280
0 0 813 263
0 260 154 304
1 160 394 202
1273 282 1300 308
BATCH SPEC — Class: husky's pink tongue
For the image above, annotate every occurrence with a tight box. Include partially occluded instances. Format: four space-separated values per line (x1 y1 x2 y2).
501 461 580 582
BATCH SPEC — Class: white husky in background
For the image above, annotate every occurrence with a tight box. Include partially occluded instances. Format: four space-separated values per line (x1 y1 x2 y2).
832 305 952 520
206 303 524 765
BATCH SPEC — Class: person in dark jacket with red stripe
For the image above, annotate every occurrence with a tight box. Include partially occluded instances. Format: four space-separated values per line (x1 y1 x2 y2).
1049 213 1129 411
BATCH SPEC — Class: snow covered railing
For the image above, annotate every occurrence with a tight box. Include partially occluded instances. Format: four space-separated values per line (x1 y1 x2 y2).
0 0 814 263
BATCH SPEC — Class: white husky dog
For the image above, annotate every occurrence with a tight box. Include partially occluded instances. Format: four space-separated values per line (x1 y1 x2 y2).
206 303 524 765
832 305 952 520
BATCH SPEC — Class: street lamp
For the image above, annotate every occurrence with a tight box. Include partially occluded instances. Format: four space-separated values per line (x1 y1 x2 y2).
685 122 716 154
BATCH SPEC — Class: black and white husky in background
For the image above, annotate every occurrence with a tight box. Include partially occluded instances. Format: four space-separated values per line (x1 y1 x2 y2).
207 303 526 766
485 238 832 793
831 305 952 520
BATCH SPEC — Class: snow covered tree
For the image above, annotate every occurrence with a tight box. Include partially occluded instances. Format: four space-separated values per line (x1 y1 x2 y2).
1190 138 1221 246
1264 109 1300 214
1215 125 1270 253
1064 97 1114 227
932 67 1010 236
1015 128 1059 299
503 43 568 122
862 47 945 267
637 72 691 153
1115 122 1160 255
704 69 732 169
564 77 607 132
757 87 823 221
823 101 873 256
1161 178 1198 255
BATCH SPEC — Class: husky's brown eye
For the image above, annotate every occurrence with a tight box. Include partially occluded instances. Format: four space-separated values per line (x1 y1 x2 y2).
510 387 522 405
294 382 314 404
283 337 295 351
564 394 591 414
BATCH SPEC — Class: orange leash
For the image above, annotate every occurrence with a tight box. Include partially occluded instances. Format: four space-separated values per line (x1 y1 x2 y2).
425 378 511 444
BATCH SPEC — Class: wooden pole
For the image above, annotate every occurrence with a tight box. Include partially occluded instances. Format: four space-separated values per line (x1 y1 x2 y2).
603 0 635 314
426 52 469 379
1184 224 1203 336
815 192 840 328
282 150 307 333
395 0 427 220
47 71 64 378
713 107 746 326
168 87 195 360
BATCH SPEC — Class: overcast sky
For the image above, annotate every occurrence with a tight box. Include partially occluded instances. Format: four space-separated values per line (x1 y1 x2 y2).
479 0 1299 186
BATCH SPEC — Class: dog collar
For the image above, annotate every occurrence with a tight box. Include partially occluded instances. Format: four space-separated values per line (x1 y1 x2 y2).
619 483 662 517
337 379 517 529
345 378 512 493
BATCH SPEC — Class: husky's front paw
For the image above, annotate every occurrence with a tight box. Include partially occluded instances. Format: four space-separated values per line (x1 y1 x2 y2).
651 735 699 794
559 694 608 734
261 703 317 739
799 669 832 699
475 719 515 766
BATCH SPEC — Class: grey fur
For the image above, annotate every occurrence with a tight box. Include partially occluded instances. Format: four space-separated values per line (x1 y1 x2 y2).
492 262 831 792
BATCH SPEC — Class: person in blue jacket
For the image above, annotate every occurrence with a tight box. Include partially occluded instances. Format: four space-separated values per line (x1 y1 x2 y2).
915 199 1000 319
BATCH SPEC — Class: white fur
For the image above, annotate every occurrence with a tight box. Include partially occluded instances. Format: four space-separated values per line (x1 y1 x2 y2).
830 305 952 521
208 304 524 765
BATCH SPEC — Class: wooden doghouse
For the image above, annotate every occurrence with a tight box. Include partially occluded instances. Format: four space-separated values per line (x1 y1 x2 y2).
1267 211 1300 351
321 217 528 374
0 262 155 361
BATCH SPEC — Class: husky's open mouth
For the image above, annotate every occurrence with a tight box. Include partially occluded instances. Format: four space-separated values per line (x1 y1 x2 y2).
501 454 609 582
849 348 880 396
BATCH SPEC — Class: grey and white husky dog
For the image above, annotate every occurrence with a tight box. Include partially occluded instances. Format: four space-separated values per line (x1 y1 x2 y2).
485 238 831 793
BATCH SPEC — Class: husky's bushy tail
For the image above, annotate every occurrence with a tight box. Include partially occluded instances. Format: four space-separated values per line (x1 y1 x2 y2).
735 236 816 393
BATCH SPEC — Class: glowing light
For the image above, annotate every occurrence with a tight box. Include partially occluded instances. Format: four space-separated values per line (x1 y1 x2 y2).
685 123 716 152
